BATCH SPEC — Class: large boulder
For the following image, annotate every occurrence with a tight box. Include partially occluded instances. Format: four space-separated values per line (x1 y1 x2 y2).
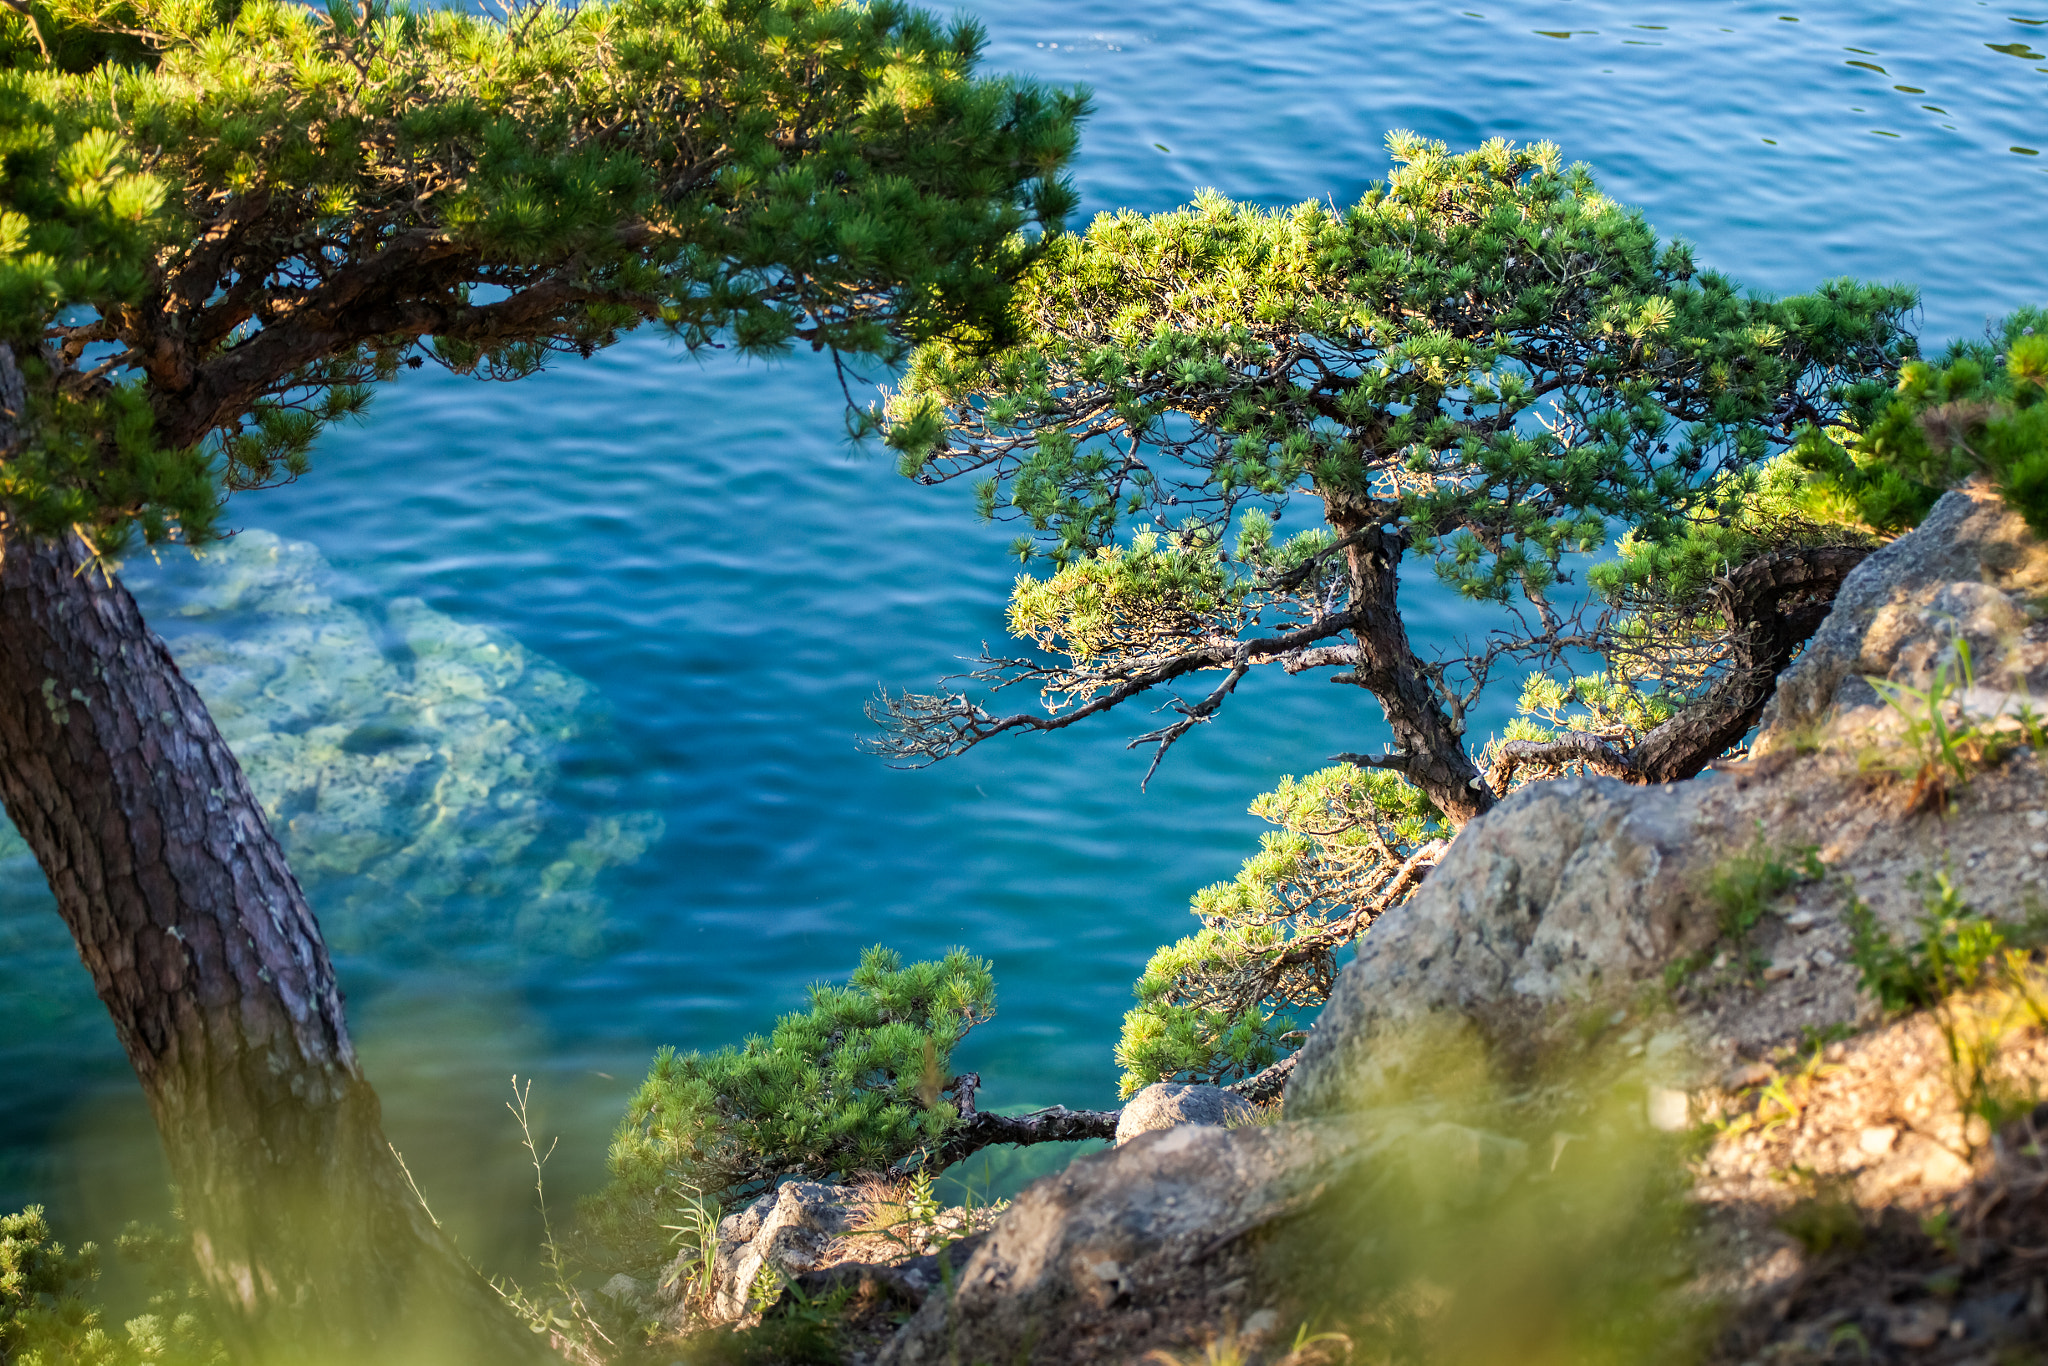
877 1121 1362 1366
1283 773 1727 1117
1757 482 2048 752
1114 1082 1256 1144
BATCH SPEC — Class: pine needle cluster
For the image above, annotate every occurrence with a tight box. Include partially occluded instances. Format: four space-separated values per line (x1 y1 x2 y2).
0 0 1085 550
0 1207 222 1366
1792 307 2048 537
593 946 993 1267
1115 766 1442 1096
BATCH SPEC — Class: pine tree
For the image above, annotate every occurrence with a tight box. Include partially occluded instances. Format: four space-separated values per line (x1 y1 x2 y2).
868 135 1917 825
865 135 1921 1096
0 2 1082 1359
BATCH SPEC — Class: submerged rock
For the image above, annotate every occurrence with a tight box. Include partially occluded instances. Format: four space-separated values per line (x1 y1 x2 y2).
1114 1081 1256 1144
0 530 660 954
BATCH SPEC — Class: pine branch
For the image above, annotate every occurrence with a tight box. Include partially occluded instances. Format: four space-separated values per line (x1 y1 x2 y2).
866 609 1361 769
893 1073 1120 1174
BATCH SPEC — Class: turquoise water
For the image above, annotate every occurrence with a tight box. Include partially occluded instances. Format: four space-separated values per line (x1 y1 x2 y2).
3 0 2044 1268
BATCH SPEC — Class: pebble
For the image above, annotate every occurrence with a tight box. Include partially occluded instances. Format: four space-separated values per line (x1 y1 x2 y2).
1858 1125 1898 1155
1646 1087 1690 1132
1813 948 1837 968
1724 1061 1775 1089
1887 1306 1948 1349
1784 910 1818 932
1763 959 1804 982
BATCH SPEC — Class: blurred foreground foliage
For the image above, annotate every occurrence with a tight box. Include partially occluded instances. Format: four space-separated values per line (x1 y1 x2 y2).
1265 1023 1714 1366
0 1207 222 1366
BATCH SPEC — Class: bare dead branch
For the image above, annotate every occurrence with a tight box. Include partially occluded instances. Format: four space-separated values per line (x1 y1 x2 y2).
865 610 1360 769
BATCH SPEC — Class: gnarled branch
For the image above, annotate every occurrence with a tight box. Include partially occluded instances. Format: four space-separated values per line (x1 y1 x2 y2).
895 1073 1120 1174
1492 541 1876 792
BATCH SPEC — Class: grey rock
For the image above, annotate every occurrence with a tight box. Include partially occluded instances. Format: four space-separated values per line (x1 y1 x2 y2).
704 1181 865 1323
596 1273 647 1308
1285 774 1721 1117
1757 481 2048 752
773 1231 990 1318
877 1121 1362 1366
1114 1082 1255 1144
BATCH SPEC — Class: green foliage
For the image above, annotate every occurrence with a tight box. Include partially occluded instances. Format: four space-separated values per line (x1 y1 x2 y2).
0 74 216 548
1274 1027 1716 1366
1664 828 1821 988
670 1283 853 1366
1861 637 2047 815
596 946 994 1266
2 0 1086 549
1115 765 1441 1095
1794 306 2048 536
1844 874 2048 1157
1008 526 1242 662
869 133 1914 808
0 1207 223 1366
657 1182 723 1322
1844 873 2015 1015
1588 447 1875 608
1706 830 1822 950
886 132 1914 576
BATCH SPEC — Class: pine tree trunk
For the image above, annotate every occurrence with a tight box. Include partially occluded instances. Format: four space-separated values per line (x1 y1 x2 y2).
0 525 555 1366
1332 517 1493 825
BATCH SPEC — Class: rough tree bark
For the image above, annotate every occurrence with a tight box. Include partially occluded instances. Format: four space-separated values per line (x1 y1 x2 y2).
0 526 554 1366
1487 542 1874 791
1326 508 1493 825
892 1073 1119 1175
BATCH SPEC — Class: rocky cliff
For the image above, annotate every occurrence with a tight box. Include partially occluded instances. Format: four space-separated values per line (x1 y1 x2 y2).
863 481 2048 1365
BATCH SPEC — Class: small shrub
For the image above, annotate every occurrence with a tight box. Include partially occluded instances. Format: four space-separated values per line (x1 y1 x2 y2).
1667 828 1821 987
1794 306 2048 536
1846 874 2048 1157
1274 1026 1717 1366
658 1182 723 1322
1776 1173 1865 1257
1863 639 2043 816
593 946 995 1268
1844 873 2010 1014
0 1207 223 1366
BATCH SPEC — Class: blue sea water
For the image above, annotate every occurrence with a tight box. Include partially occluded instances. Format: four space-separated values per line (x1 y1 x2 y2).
2 0 2043 1269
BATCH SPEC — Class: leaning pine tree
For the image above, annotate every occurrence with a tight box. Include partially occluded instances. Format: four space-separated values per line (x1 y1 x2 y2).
868 135 1918 1092
0 1 1081 1360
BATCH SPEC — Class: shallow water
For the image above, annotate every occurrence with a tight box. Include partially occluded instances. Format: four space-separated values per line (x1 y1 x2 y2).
2 0 2043 1268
